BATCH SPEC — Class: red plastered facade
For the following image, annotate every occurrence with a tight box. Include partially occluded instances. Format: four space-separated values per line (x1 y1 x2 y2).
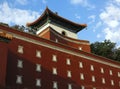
38 27 91 53
0 42 8 88
0 25 120 89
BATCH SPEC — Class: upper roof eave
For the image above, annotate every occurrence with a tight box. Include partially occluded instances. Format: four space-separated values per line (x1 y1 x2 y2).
26 7 87 31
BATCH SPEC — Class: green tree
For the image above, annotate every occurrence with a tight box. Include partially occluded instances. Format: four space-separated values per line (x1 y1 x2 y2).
11 25 25 31
11 25 36 34
91 40 117 60
115 48 120 61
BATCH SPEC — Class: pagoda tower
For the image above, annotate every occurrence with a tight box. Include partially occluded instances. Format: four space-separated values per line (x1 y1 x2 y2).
27 7 91 52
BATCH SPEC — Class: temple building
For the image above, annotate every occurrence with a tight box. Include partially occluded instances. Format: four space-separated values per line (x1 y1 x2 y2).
0 8 120 89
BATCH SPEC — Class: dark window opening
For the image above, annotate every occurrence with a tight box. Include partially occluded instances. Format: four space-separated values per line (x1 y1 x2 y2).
62 31 66 36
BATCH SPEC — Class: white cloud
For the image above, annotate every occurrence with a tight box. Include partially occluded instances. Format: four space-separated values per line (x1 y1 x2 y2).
103 28 120 42
97 34 101 38
93 21 102 32
88 15 95 20
99 0 120 44
0 2 40 26
16 0 28 5
88 15 96 24
70 0 84 4
42 0 47 4
100 4 120 28
70 0 95 9
115 0 120 4
75 14 80 19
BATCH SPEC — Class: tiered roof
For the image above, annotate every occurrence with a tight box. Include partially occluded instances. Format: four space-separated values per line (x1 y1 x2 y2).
27 7 87 33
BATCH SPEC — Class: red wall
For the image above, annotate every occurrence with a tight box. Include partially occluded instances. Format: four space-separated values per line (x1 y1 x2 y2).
0 42 8 88
38 28 51 40
50 29 91 52
0 25 120 89
6 38 83 89
5 38 120 89
38 27 91 53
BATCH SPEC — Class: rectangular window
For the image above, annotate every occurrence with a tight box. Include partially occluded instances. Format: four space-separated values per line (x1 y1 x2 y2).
100 67 104 73
53 67 57 75
79 62 83 68
66 58 71 65
111 80 114 86
90 65 94 71
18 45 23 54
68 84 72 89
102 78 105 84
52 55 57 62
67 71 72 78
81 86 85 89
55 39 58 42
53 81 58 89
16 75 22 84
79 47 82 50
36 64 41 72
36 79 41 87
118 72 120 77
80 73 84 80
17 60 23 68
36 50 41 58
92 76 95 82
109 70 113 75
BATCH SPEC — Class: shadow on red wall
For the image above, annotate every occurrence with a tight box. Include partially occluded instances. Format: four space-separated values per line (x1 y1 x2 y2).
5 50 83 89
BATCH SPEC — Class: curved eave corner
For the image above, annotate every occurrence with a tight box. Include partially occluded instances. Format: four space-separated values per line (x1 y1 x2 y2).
75 24 87 33
26 7 50 27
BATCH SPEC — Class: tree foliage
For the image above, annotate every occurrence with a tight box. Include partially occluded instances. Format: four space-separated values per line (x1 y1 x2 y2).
11 25 36 34
91 40 120 62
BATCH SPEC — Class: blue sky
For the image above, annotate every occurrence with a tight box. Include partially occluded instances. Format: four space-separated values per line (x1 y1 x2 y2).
0 0 120 47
